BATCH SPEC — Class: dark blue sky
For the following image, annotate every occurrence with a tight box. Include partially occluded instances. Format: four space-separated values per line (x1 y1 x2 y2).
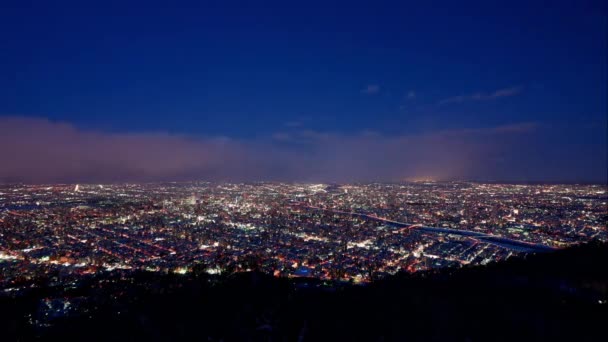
0 0 606 183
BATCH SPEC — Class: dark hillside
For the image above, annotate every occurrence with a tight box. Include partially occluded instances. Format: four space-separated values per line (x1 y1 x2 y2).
2 241 607 341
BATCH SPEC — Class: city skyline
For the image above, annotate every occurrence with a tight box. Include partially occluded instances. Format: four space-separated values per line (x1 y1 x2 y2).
2 180 605 339
1 2 606 340
2 181 605 284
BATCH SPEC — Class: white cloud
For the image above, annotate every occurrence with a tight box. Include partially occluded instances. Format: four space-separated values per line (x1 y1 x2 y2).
439 86 523 105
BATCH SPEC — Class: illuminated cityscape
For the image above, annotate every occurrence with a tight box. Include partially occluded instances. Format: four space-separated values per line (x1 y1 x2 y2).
2 182 605 290
1 1 606 340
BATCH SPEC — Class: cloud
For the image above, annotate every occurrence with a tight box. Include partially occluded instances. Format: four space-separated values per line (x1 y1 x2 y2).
439 86 523 105
489 86 522 98
406 91 416 100
271 132 292 142
0 117 250 183
283 121 303 128
272 130 332 144
0 116 603 183
361 84 380 95
429 122 539 137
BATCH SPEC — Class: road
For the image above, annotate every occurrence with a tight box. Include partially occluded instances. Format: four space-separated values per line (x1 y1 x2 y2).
297 205 558 253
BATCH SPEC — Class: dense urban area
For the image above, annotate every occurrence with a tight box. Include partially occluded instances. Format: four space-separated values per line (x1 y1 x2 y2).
1 182 606 334
2 181 606 284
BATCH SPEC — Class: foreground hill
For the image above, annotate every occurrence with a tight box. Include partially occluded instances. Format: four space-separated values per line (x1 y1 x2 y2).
2 241 607 341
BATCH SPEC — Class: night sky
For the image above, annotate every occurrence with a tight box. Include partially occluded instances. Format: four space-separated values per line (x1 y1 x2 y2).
1 0 606 183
